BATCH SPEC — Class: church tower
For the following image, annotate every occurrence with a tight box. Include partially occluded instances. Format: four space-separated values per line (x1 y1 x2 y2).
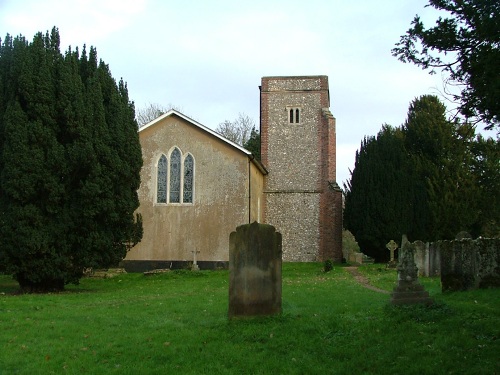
260 76 343 262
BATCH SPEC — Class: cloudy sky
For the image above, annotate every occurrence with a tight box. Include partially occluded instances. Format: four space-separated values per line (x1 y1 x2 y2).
0 0 474 185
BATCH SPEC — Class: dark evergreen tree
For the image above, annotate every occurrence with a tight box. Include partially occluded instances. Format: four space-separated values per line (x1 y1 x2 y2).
343 125 414 261
0 28 142 291
403 95 478 240
393 0 500 129
243 127 261 161
344 95 489 260
470 135 500 237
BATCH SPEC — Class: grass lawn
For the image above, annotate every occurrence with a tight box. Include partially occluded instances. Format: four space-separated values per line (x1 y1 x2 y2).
0 263 498 374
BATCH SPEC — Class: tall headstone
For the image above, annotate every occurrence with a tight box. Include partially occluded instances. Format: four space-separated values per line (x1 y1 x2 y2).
390 235 433 305
228 222 282 318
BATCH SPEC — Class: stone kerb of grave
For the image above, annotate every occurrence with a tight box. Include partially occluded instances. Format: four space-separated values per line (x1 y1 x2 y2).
228 221 282 318
390 235 433 305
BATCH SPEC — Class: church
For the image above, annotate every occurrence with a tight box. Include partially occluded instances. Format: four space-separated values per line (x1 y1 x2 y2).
121 76 343 272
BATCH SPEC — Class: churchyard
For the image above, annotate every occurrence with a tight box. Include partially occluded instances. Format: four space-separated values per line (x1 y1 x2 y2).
1 263 498 374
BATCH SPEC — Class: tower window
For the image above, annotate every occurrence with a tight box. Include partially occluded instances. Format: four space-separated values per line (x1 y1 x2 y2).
287 107 301 124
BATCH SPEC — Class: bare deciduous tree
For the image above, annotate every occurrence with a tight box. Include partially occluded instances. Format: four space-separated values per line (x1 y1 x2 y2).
136 103 182 127
215 113 255 146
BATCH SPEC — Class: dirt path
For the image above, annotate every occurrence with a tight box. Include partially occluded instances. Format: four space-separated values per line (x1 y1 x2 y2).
344 267 390 294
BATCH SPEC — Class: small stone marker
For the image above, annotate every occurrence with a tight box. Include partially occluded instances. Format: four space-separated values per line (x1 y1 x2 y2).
228 222 282 318
386 240 398 268
390 235 433 305
191 250 200 271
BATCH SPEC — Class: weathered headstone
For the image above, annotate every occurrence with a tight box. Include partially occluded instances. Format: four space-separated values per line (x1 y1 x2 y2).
386 240 398 268
390 235 433 305
228 222 282 318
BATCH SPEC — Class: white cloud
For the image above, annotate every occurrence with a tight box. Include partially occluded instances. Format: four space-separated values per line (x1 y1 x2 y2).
1 0 147 47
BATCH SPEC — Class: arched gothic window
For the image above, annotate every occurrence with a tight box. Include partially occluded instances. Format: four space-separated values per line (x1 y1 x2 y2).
156 148 195 205
157 154 168 203
169 148 181 203
183 154 194 203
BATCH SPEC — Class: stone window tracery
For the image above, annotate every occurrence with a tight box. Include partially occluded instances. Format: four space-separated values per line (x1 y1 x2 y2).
169 148 181 203
157 154 168 203
156 148 195 205
183 154 194 203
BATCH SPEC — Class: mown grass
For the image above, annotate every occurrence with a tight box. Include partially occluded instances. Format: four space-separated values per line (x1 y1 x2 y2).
0 263 498 374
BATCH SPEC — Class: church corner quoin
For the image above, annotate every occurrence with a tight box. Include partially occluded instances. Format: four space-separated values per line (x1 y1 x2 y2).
122 76 343 272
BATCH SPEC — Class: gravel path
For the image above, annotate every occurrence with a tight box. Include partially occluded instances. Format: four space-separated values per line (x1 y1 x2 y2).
344 267 390 294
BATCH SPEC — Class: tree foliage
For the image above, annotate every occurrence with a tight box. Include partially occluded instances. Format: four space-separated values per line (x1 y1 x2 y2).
403 95 478 240
0 28 143 292
343 125 415 261
469 134 500 237
344 95 497 261
216 113 255 146
243 127 261 161
392 0 500 129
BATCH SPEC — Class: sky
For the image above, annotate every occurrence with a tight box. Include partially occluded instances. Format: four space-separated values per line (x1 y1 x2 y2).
0 0 481 185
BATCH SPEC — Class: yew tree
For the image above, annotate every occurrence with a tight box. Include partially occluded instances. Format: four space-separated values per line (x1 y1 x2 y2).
393 0 500 129
343 125 415 261
343 95 492 260
402 95 478 240
0 28 143 292
243 127 261 161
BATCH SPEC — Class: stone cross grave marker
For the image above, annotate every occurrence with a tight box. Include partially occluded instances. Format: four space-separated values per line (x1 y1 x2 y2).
386 240 398 262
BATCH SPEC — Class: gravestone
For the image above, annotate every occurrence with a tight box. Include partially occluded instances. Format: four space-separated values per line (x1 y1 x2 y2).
386 240 398 268
191 250 200 271
390 235 433 305
228 222 282 318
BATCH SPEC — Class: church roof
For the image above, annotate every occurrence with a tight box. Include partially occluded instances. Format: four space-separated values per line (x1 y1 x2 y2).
139 109 267 174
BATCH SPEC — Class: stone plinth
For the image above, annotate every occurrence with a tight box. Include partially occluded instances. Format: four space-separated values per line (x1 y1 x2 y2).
228 222 282 318
391 235 433 305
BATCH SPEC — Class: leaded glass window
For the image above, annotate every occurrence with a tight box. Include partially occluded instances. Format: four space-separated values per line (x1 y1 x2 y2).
169 148 181 203
157 154 167 203
183 154 194 203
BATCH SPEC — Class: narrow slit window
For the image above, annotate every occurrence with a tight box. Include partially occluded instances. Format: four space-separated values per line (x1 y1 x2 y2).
288 107 301 124
183 154 194 203
157 154 167 203
169 148 181 203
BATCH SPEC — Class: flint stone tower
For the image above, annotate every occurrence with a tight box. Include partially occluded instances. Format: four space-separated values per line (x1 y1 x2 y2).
260 76 343 262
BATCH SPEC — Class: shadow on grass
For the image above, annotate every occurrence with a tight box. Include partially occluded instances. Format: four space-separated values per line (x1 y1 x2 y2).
383 300 454 323
0 274 104 296
0 274 19 295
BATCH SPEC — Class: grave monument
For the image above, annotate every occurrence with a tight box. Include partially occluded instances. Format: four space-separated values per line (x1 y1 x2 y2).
390 235 433 305
228 222 282 318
